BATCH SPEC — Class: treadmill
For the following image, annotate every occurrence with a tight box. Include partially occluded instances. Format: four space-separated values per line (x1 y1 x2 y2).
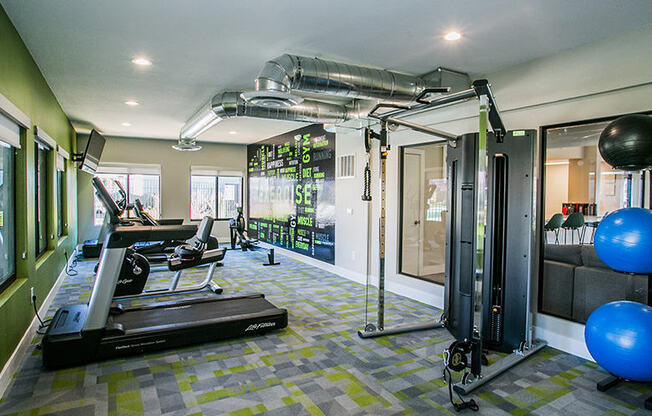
42 178 288 369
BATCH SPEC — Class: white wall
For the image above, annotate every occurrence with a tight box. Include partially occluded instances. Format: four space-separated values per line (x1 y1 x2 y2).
77 136 246 243
545 164 569 218
330 24 652 359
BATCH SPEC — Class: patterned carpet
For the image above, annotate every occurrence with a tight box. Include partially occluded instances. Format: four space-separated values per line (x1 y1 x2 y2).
0 247 649 415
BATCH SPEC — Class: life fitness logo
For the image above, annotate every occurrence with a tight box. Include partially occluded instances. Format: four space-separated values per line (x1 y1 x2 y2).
117 278 133 285
245 322 276 332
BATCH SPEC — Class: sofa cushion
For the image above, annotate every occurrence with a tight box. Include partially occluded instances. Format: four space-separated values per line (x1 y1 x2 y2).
572 266 649 323
544 244 582 266
541 260 575 319
580 245 609 269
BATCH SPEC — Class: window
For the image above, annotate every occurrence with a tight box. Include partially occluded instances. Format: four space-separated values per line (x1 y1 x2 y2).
0 143 15 290
127 174 160 219
56 166 65 237
93 173 159 226
191 175 216 219
0 96 24 292
35 143 49 257
218 176 243 219
191 174 242 220
56 147 68 238
399 142 447 285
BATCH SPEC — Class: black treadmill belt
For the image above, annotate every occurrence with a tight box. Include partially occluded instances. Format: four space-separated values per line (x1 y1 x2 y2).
110 296 278 332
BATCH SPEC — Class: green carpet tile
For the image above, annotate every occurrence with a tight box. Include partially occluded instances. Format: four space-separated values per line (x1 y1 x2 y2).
0 247 649 415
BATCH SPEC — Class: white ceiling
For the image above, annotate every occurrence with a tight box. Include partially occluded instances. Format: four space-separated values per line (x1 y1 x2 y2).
2 0 651 144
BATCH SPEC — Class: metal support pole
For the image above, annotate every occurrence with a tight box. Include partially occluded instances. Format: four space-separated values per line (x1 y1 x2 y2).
358 121 445 338
472 95 489 340
377 121 388 332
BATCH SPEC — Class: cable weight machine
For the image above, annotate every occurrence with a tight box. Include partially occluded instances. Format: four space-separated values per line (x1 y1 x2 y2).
357 80 547 407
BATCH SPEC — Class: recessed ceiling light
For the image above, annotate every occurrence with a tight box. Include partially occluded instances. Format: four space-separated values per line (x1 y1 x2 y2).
121 122 132 127
131 57 152 66
229 131 237 135
124 100 139 106
444 31 461 41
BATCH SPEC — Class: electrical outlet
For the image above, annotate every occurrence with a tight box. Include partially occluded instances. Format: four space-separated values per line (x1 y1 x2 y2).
22 252 26 259
30 287 34 304
352 251 356 261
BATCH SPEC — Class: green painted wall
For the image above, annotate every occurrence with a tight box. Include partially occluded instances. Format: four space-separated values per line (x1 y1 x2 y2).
0 6 77 371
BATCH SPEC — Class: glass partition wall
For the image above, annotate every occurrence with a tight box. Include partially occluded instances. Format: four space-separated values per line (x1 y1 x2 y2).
539 113 651 324
399 142 447 284
544 119 645 245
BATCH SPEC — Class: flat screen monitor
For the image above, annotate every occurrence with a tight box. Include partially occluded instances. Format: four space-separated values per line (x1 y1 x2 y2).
79 129 106 174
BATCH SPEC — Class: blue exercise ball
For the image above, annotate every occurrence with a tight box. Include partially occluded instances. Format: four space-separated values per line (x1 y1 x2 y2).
594 207 652 274
585 301 652 382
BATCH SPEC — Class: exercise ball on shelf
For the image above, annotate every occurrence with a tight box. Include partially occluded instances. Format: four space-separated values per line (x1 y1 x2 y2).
585 301 652 382
594 207 652 274
598 114 652 171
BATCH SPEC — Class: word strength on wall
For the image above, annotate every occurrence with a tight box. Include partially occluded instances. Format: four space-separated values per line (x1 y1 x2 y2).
247 124 335 264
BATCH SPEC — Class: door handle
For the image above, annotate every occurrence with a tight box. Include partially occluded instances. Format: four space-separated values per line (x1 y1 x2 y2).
414 220 421 225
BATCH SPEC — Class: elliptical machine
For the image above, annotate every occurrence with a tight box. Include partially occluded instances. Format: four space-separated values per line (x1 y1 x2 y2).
90 177 225 299
132 198 219 261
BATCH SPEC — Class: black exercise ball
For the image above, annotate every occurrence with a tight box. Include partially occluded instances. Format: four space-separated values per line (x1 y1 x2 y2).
598 114 652 171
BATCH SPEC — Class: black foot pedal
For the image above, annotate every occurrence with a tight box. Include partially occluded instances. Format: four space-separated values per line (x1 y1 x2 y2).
597 375 622 392
110 303 125 315
263 249 280 266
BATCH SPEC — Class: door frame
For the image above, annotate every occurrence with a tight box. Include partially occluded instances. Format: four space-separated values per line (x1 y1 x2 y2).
401 148 425 276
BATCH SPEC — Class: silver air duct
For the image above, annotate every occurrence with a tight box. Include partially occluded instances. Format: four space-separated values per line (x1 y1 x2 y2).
175 91 348 148
214 91 348 124
179 100 223 140
242 54 436 107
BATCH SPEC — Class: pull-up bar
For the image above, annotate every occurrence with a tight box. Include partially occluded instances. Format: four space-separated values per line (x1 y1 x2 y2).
367 79 506 143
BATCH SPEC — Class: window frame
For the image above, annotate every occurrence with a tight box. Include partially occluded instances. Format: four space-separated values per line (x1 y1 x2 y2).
56 167 65 238
0 145 16 294
190 174 243 221
536 110 652 321
34 142 49 258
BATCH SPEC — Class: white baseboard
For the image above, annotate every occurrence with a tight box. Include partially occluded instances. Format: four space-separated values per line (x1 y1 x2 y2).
534 313 592 361
0 248 75 398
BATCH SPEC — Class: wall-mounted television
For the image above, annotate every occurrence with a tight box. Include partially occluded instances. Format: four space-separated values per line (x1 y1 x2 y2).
78 129 106 174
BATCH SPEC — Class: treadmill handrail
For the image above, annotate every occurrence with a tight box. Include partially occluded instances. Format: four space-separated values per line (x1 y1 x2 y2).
104 224 198 248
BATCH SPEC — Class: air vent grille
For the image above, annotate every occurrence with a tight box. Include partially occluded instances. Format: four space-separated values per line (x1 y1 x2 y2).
337 154 355 179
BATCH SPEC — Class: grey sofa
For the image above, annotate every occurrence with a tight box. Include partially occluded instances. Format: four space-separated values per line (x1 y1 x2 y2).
541 244 650 323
